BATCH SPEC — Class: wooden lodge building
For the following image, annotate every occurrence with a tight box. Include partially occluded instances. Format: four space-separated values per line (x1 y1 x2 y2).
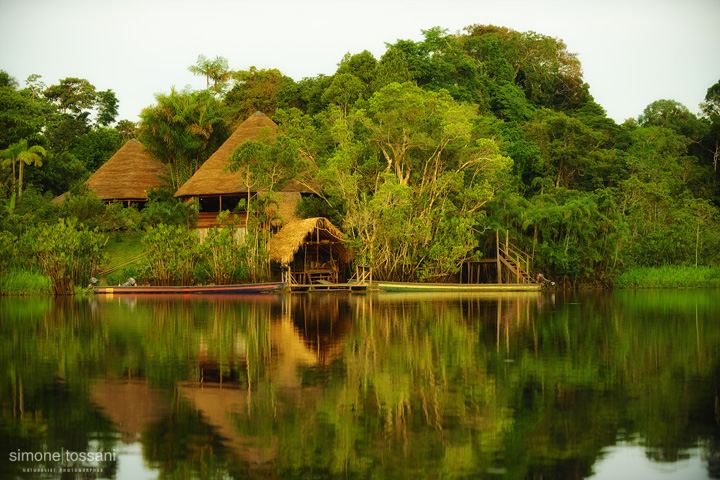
174 112 315 238
53 139 170 207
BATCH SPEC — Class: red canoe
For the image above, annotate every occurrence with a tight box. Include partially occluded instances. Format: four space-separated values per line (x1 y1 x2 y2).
94 282 284 295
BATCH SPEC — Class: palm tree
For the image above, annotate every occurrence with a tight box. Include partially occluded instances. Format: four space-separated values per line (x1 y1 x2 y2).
139 89 228 189
0 139 47 200
188 55 232 93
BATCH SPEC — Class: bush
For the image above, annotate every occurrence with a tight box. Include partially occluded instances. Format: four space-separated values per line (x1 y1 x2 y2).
201 211 249 284
0 190 60 238
0 230 16 278
24 217 106 295
59 187 105 230
614 265 720 288
101 201 141 231
143 224 203 285
141 187 197 228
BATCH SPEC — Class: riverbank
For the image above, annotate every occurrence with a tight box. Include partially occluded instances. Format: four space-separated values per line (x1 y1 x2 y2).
613 265 720 288
0 269 51 295
0 232 145 295
4 254 720 295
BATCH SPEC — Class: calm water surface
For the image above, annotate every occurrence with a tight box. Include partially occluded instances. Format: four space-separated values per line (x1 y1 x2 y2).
1 289 719 479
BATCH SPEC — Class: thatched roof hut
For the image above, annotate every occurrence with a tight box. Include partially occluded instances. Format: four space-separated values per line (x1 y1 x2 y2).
174 112 317 229
52 139 169 205
174 112 279 198
269 217 353 265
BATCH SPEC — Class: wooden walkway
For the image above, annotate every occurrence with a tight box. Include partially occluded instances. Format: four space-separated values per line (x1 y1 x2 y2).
283 265 372 292
287 280 370 292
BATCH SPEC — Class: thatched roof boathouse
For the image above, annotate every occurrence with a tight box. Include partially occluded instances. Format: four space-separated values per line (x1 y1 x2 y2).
53 139 170 206
269 217 354 286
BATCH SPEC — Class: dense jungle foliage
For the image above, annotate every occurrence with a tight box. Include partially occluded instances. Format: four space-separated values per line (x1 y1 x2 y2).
1 25 719 290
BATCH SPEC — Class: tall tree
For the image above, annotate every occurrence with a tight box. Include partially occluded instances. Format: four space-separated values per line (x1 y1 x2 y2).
331 83 511 280
138 89 229 188
460 24 588 110
43 77 97 115
373 49 414 90
0 139 47 200
638 99 706 141
388 27 483 104
321 73 365 115
225 67 300 123
523 109 608 189
188 54 232 93
0 85 47 149
23 74 46 99
335 50 378 97
700 80 720 172
95 89 119 127
0 70 18 88
115 119 138 142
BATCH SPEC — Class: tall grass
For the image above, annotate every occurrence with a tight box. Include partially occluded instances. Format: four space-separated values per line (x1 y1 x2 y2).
0 269 51 295
614 266 720 288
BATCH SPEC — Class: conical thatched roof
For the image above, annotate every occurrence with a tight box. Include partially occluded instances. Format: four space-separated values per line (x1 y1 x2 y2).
52 139 168 204
87 139 169 200
269 217 353 265
175 112 280 197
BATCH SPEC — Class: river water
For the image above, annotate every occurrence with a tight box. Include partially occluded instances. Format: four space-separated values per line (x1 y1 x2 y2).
0 289 718 479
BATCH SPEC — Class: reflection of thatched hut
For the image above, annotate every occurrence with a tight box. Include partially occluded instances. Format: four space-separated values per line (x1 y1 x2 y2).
52 139 169 206
90 379 169 443
174 112 314 231
177 385 279 464
269 217 353 284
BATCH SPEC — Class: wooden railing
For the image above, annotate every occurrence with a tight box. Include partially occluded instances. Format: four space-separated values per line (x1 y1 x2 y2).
496 229 534 284
196 212 248 229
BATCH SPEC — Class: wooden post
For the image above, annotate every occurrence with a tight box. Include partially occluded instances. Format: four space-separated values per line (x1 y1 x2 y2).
496 229 502 284
526 252 530 283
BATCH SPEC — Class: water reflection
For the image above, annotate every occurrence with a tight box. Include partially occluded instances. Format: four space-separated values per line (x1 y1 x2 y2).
0 290 718 479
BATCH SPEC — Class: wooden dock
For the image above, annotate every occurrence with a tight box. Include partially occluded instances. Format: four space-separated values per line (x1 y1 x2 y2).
286 279 370 292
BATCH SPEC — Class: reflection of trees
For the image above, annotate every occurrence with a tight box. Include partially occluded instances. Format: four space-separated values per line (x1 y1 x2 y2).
492 290 720 477
2 290 720 478
0 298 118 478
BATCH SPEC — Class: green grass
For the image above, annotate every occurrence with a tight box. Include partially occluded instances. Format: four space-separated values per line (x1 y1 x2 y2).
0 269 51 295
100 231 147 285
614 265 720 288
103 231 146 261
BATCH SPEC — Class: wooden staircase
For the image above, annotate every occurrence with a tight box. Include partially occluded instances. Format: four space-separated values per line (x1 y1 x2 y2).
496 230 535 284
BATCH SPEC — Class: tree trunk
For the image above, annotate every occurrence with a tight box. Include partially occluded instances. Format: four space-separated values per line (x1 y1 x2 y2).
18 160 24 199
11 159 16 197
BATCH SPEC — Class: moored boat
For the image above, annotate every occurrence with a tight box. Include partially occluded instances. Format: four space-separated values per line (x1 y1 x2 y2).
375 281 541 292
94 282 284 295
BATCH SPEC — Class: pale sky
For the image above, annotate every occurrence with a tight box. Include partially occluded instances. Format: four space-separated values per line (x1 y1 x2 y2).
1 0 719 124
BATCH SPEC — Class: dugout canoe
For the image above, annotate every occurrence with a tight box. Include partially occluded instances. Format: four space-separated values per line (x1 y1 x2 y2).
94 282 284 295
375 281 541 292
